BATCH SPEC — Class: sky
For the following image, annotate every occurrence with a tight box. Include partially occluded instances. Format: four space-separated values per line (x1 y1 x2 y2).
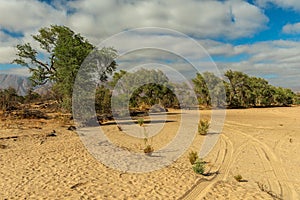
0 0 300 91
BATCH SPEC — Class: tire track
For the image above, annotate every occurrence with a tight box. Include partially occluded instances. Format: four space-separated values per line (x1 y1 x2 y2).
225 125 298 199
180 134 233 200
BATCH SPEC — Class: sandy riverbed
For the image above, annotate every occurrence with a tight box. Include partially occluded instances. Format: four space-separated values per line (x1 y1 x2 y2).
0 106 299 199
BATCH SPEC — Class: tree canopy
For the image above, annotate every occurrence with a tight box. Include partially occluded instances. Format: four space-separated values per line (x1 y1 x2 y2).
13 25 117 111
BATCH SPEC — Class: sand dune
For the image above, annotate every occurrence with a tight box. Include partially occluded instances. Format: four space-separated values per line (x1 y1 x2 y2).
0 106 299 199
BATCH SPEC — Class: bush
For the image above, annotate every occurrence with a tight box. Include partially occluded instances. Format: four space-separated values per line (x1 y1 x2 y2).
143 144 154 154
234 174 243 182
198 119 210 135
138 118 144 126
188 151 199 165
192 159 205 175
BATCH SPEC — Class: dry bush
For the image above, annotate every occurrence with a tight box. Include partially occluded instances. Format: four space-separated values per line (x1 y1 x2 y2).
188 151 199 165
198 119 210 135
234 174 243 182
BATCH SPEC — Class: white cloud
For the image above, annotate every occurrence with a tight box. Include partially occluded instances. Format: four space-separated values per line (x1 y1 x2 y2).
210 40 300 90
0 0 269 64
282 22 300 34
0 46 17 63
1 0 299 90
0 0 67 33
66 0 268 42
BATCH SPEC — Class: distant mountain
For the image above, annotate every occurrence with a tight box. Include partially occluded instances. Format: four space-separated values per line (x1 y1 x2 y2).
0 74 31 96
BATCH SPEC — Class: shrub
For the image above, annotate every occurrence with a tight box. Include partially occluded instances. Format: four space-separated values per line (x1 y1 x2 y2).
234 174 243 182
138 118 144 126
198 119 210 135
188 151 199 165
143 144 154 154
192 159 205 175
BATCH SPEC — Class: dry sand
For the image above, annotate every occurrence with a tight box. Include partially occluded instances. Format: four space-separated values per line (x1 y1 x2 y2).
0 106 299 199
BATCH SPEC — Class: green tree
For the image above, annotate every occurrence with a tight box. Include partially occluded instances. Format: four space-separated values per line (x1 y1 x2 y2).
192 73 210 106
273 87 295 106
111 69 178 110
95 85 112 115
13 25 117 111
224 70 252 108
192 72 226 107
224 70 296 108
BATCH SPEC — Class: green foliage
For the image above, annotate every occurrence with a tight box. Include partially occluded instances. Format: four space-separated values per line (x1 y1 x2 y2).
13 25 117 112
234 174 243 182
224 70 296 108
95 85 112 115
138 118 144 126
111 69 179 110
192 73 210 106
192 159 206 175
198 119 210 135
188 151 199 165
192 72 226 108
295 92 300 104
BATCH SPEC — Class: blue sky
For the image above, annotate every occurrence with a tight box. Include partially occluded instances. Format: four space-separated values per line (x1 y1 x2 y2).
0 0 300 91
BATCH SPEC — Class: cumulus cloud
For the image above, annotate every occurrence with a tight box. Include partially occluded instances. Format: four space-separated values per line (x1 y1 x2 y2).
1 0 299 90
0 0 268 64
66 0 268 42
0 0 67 33
282 22 300 34
211 40 300 90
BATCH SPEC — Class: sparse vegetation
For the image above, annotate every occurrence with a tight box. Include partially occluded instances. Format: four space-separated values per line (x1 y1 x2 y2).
138 118 144 126
0 88 23 112
142 127 154 155
192 159 206 175
198 119 210 135
188 151 199 165
143 144 154 154
234 174 243 182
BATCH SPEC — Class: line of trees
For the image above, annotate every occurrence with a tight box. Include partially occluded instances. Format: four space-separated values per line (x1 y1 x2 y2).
10 25 298 115
193 70 297 108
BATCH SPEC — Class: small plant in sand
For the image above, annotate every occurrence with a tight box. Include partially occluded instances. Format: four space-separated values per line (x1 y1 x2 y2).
143 127 154 155
188 151 199 165
234 174 243 182
192 159 206 175
138 118 144 126
144 144 154 154
198 119 210 135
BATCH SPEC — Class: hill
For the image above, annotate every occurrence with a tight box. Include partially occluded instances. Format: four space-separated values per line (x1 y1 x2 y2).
0 74 31 96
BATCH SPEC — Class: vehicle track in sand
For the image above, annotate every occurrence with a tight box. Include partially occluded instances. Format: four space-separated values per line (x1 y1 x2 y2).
180 119 298 200
224 124 298 200
179 134 234 200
